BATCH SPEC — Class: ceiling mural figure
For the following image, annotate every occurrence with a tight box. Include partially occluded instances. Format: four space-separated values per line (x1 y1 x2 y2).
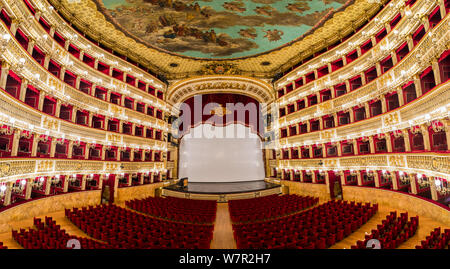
98 0 348 59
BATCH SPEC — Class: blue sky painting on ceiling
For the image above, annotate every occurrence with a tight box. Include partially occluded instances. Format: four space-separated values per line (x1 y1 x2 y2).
99 0 348 59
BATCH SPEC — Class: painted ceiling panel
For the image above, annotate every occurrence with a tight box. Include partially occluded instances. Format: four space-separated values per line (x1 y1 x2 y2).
98 0 347 58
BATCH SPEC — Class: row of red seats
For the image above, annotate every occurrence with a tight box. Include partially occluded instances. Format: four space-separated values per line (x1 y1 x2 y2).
229 195 319 223
0 242 7 249
233 200 378 249
126 196 217 224
351 211 419 249
416 227 450 249
12 216 110 249
65 204 214 249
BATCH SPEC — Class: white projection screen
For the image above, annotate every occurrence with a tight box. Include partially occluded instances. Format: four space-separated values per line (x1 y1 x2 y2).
179 124 265 183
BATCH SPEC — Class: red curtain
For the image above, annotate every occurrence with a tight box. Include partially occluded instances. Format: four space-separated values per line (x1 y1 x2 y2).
177 93 263 137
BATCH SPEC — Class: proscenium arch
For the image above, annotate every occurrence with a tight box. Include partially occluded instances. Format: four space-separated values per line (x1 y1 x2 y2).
166 75 276 105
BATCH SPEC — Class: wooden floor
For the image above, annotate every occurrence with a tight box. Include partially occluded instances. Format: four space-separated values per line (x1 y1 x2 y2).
0 202 448 249
211 203 236 249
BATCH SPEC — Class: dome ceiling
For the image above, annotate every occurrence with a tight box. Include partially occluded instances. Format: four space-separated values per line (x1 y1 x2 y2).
97 0 347 59
48 0 385 80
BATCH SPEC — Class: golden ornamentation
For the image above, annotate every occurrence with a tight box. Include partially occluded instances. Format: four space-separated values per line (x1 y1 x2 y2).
37 160 53 172
200 63 240 75
382 112 399 127
210 104 232 117
42 117 58 130
0 162 11 177
388 155 405 167
107 133 122 143
110 105 124 115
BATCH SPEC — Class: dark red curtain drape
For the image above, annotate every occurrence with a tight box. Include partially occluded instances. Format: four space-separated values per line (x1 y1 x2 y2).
177 93 264 137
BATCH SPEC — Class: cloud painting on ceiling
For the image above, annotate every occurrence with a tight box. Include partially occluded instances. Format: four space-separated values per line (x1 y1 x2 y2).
98 0 348 59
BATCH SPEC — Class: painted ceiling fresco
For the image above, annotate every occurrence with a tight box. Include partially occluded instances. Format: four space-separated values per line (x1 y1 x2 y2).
98 0 348 59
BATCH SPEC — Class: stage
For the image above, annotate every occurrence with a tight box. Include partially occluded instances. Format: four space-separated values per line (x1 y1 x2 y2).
161 180 282 202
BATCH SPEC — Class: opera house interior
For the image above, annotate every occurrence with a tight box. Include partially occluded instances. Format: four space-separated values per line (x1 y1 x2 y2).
0 0 448 256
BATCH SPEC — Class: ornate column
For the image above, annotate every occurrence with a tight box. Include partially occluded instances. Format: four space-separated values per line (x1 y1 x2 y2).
128 175 132 186
113 175 119 198
63 176 69 193
11 130 21 157
420 124 431 151
352 139 358 155
67 140 74 158
410 173 418 195
325 172 330 193
356 171 363 186
333 112 338 127
349 109 355 123
31 133 39 157
104 116 109 131
9 19 20 36
337 141 342 157
88 112 93 127
71 107 77 123
364 103 370 119
98 175 104 190
81 175 87 191
397 87 404 107
55 100 62 118
44 178 51 195
3 182 12 206
429 177 439 201
413 75 423 97
75 76 81 90
131 123 136 136
360 72 367 85
50 139 57 158
101 145 106 161
344 80 350 93
27 38 35 55
375 62 382 78
119 120 124 133
443 119 450 151
19 78 28 102
0 62 10 89
43 55 51 70
421 16 430 32
406 35 414 52
59 66 66 81
368 136 375 153
38 90 45 111
25 178 32 200
339 172 345 186
385 133 393 153
356 46 362 58
380 95 387 114
402 129 411 152
431 59 442 85
390 51 398 66
374 171 380 188
391 172 399 190
84 144 91 160
140 173 145 185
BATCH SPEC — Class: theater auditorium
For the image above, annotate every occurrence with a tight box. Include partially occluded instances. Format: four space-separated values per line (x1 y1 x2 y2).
0 0 448 252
